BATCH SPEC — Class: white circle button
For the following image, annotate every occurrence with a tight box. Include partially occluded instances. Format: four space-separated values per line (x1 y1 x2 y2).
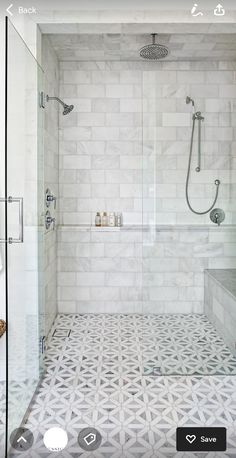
43 427 68 452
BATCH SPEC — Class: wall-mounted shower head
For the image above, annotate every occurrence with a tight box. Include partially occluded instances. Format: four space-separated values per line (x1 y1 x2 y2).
62 104 74 115
140 34 169 60
46 95 74 115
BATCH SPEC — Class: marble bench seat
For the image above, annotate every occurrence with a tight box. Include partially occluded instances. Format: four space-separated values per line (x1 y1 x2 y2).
204 269 236 356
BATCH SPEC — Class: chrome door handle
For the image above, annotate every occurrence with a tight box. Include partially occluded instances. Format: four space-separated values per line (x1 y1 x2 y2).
0 196 24 244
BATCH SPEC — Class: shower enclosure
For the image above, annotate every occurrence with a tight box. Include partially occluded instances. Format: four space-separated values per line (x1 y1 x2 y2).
141 66 236 375
3 18 44 452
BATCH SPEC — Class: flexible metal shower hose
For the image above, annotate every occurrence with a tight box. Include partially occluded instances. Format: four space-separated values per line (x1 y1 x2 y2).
185 116 220 215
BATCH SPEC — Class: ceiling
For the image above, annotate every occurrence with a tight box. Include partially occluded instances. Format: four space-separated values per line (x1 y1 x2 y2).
48 33 236 61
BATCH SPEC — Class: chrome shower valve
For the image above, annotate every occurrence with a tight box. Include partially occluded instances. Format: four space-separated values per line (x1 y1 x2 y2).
45 188 57 209
45 210 56 231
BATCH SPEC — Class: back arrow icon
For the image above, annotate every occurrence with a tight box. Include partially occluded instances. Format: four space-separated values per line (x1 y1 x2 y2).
6 4 13 16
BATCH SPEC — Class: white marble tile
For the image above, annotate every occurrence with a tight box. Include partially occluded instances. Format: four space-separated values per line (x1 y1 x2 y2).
120 156 142 170
92 98 120 112
91 183 119 198
63 126 92 141
92 127 119 140
77 84 105 98
120 99 142 112
162 113 190 127
62 154 91 169
62 183 91 198
90 286 120 300
76 272 105 286
63 70 91 83
106 84 134 98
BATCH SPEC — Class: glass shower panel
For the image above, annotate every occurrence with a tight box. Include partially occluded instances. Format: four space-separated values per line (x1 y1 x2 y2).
142 68 236 376
6 18 44 447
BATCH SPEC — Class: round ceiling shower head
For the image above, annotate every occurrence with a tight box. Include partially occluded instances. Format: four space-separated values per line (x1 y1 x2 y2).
140 34 169 60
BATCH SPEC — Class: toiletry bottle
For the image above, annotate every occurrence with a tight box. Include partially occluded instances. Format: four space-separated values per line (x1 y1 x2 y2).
109 212 116 227
95 212 101 226
102 212 108 226
116 212 122 227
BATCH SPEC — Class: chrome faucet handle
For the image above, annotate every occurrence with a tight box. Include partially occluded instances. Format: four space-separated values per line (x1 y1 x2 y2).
45 210 56 230
215 213 219 225
50 195 56 209
210 208 225 226
45 188 57 209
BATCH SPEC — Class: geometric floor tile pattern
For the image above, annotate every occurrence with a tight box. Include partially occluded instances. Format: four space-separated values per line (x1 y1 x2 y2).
8 314 236 457
142 314 236 375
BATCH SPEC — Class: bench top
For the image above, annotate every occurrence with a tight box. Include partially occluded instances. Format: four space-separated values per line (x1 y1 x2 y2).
206 269 236 298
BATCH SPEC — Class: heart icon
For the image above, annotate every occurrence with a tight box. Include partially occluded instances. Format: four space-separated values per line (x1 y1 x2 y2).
186 434 196 444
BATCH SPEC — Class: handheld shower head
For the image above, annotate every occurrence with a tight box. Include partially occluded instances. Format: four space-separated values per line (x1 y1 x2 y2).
46 95 74 115
186 96 195 108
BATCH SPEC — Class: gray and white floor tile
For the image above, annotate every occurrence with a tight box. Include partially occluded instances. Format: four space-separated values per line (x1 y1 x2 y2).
7 314 236 457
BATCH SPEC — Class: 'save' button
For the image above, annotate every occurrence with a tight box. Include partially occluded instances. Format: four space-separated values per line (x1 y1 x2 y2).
176 427 227 452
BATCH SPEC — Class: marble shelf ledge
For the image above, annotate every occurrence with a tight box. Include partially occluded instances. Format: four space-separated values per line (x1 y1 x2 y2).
57 224 236 232
58 225 123 232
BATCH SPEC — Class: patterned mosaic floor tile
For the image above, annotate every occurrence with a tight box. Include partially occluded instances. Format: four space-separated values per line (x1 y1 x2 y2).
5 314 236 457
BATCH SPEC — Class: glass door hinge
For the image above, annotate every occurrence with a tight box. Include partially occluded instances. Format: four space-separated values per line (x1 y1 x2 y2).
40 335 46 354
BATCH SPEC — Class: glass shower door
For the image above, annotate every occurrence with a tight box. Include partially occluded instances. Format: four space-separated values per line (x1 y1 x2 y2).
141 69 236 376
4 18 44 451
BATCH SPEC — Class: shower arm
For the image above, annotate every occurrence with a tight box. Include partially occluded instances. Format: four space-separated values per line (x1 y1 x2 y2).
46 95 65 108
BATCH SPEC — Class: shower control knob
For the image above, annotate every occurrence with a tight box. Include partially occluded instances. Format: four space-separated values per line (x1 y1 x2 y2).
45 188 57 209
45 210 56 230
210 208 225 226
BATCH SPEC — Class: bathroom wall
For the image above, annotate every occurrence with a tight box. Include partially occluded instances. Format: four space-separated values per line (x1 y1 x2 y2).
143 61 236 226
57 58 236 314
41 35 59 335
59 61 143 226
59 60 236 226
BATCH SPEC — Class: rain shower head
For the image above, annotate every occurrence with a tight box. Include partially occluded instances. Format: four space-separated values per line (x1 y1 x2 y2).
140 34 169 60
46 95 74 115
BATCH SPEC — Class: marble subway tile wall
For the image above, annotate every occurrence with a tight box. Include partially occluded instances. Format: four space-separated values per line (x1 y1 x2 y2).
57 226 236 314
143 61 236 226
57 227 143 313
143 227 236 314
58 60 236 314
42 36 59 334
59 61 143 226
